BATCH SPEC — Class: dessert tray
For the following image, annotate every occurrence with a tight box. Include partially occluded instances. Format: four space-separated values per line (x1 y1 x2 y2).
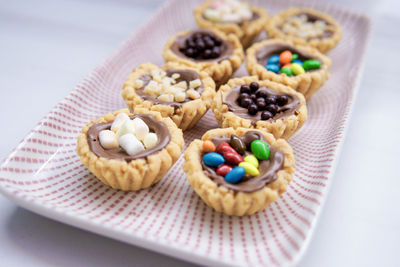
0 0 371 266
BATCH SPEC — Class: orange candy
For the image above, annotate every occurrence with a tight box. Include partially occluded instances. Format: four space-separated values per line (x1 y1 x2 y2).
282 63 292 68
202 140 216 153
279 50 292 65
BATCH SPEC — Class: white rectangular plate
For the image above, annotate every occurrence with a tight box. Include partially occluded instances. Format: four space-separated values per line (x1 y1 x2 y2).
0 0 371 266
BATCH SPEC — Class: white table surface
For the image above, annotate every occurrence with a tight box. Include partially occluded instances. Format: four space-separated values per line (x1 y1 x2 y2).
1 0 399 266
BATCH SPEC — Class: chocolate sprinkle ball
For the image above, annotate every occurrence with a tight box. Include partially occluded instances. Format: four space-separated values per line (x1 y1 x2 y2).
179 32 225 60
237 82 291 120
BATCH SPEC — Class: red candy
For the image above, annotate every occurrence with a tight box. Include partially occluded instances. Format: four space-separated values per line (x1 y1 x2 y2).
216 164 233 177
217 142 236 155
217 142 244 166
223 151 244 166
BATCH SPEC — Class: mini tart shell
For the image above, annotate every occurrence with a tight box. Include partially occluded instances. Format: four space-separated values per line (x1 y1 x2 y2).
212 76 307 140
183 127 295 216
246 39 331 99
76 109 184 191
162 28 244 87
193 0 269 48
265 8 342 54
121 62 216 131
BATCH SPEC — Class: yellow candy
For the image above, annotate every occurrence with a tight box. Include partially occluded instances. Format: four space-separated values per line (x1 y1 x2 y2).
291 63 305 75
238 162 260 176
244 155 259 168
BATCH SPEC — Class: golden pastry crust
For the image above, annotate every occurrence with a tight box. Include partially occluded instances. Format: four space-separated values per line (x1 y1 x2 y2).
76 109 184 191
183 127 295 216
121 62 216 131
265 8 342 54
212 76 307 139
162 28 244 87
194 0 269 48
246 39 331 99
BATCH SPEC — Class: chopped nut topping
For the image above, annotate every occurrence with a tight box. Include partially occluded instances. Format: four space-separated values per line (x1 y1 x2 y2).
281 14 332 39
141 69 202 103
189 79 202 89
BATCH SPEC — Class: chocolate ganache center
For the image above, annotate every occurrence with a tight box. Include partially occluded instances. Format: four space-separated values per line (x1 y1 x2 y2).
202 131 284 193
224 85 300 122
136 68 204 109
256 44 323 70
171 29 234 63
87 114 170 161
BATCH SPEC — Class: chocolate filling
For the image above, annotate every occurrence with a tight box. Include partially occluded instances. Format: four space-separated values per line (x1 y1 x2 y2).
256 44 323 72
224 86 300 123
202 131 284 193
135 68 204 110
279 13 334 40
170 29 234 63
87 114 170 161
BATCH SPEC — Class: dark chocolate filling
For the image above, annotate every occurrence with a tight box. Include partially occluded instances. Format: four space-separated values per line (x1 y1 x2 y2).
135 68 203 110
202 131 284 193
170 29 234 63
278 13 334 40
87 114 170 161
256 44 323 72
223 86 300 123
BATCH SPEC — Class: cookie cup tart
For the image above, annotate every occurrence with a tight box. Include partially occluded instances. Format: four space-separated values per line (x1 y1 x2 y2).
212 76 307 139
246 39 331 99
162 28 244 87
76 109 184 191
183 127 295 216
194 0 269 48
122 62 216 131
265 8 342 54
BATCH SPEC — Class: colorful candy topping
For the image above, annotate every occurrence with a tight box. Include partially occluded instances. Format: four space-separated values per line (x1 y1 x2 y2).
282 14 331 39
203 0 253 24
203 152 225 167
265 50 321 76
236 82 291 120
238 162 259 176
138 68 201 103
179 31 224 60
224 166 245 184
202 140 216 153
251 139 270 160
98 113 158 156
202 134 271 184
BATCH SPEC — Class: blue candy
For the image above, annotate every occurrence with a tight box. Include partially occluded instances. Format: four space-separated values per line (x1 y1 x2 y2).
266 63 280 73
224 166 245 184
267 54 280 64
203 152 225 167
292 59 303 65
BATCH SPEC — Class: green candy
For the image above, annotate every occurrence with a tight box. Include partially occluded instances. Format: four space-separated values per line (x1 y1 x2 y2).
281 67 293 76
250 140 270 161
291 63 305 75
303 59 321 70
291 53 299 61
